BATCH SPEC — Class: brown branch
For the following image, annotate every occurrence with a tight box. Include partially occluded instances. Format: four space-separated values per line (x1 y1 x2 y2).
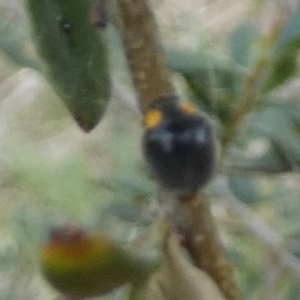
115 0 175 113
115 1 242 299
182 194 243 300
155 188 242 299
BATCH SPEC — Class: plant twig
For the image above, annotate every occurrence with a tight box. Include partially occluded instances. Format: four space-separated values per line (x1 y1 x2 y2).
115 0 175 113
182 194 243 300
221 19 284 153
115 0 242 299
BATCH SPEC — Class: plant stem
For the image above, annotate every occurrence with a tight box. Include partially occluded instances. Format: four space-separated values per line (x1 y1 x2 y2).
115 0 175 113
116 0 242 299
182 194 243 300
221 20 284 153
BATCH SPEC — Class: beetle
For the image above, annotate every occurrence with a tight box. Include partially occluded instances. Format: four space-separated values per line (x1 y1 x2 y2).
143 96 216 196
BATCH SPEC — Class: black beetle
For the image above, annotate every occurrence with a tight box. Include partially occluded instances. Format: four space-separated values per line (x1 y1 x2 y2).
143 96 216 196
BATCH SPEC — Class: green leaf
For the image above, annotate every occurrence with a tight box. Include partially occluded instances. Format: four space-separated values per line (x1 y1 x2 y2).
167 49 240 91
240 140 293 173
263 48 298 92
228 175 260 204
105 201 146 224
230 22 259 66
246 104 300 169
263 7 300 91
275 6 300 51
166 49 243 122
24 0 110 131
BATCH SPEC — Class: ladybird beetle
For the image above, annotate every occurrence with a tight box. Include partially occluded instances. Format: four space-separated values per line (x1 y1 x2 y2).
143 96 216 196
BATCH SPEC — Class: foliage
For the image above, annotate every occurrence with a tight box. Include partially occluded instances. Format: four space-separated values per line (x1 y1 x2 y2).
25 0 110 131
1 0 300 299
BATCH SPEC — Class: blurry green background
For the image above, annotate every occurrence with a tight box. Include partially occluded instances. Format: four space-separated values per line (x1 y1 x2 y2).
1 0 300 299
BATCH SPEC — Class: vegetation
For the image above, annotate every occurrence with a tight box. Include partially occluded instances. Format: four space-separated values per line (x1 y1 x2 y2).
0 0 300 299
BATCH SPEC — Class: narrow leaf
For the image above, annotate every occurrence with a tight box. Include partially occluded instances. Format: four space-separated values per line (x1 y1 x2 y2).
275 6 300 51
230 22 258 66
263 48 298 92
24 0 110 131
229 175 261 204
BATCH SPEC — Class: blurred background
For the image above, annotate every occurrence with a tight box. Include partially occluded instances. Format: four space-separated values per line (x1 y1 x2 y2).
1 0 300 299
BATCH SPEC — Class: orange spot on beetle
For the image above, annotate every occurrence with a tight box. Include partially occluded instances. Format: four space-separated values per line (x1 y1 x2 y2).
144 109 163 129
178 102 198 115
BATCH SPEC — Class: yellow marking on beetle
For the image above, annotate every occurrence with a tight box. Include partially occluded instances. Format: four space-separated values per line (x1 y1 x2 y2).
144 109 163 129
179 102 199 115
